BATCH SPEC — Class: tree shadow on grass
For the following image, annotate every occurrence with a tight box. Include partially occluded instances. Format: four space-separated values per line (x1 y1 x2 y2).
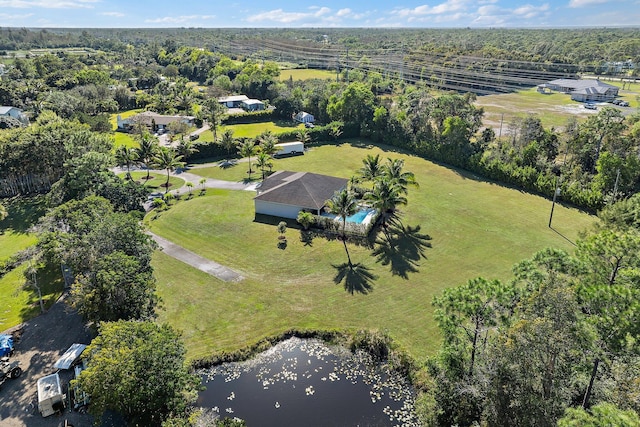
1 195 48 234
219 159 238 169
372 222 432 279
300 230 314 246
332 262 377 295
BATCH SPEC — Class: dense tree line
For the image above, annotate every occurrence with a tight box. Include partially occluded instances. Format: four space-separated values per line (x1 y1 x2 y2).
417 194 640 425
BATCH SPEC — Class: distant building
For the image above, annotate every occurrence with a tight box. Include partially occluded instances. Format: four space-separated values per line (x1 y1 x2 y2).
294 111 315 123
0 106 29 127
218 95 249 108
540 79 619 102
117 111 195 132
241 99 265 112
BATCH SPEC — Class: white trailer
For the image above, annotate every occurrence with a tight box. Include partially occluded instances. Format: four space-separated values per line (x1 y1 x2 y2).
37 373 65 417
274 141 304 157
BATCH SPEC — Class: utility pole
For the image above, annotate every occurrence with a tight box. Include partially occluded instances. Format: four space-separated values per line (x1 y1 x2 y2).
345 48 349 84
549 175 561 228
498 113 504 140
549 151 568 228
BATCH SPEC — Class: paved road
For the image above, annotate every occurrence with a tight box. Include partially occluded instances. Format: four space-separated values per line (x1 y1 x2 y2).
149 233 244 282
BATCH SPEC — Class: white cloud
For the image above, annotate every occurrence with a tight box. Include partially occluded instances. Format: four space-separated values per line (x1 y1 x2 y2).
513 3 549 18
337 8 351 17
0 0 98 8
101 11 124 17
145 15 215 24
393 0 469 18
314 6 331 17
0 12 33 19
471 3 550 26
569 0 609 7
246 9 310 23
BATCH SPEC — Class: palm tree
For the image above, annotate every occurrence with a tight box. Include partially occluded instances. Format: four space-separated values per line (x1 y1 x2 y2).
237 139 258 180
257 132 279 157
359 154 383 182
365 178 407 236
186 181 194 196
115 145 138 181
220 129 236 162
176 139 198 162
199 178 207 191
153 147 185 193
383 158 418 194
255 152 273 180
135 132 160 181
327 189 358 266
296 129 311 147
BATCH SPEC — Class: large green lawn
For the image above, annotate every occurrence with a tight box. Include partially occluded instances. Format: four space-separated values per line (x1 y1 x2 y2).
199 121 306 141
0 196 63 331
110 109 142 148
149 141 596 360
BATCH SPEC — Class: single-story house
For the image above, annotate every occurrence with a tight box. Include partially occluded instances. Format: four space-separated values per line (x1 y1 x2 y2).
117 111 195 132
241 99 265 112
542 79 619 102
254 170 348 219
218 95 249 108
294 111 315 123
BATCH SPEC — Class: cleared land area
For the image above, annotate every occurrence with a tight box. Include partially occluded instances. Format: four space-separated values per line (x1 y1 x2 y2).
149 141 596 360
279 68 336 81
476 85 640 131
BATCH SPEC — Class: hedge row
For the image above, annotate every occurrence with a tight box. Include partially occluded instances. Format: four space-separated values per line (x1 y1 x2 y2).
223 109 275 125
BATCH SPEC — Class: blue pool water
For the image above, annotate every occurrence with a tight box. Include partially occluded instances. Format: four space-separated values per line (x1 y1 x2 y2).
322 208 376 224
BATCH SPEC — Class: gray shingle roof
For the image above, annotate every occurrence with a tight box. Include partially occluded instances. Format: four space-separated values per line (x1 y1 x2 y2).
255 171 348 210
547 79 617 91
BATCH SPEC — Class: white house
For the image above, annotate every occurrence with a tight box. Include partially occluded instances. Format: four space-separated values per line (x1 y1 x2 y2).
241 99 265 112
218 95 249 108
117 111 195 132
254 171 347 219
294 111 315 123
0 106 28 126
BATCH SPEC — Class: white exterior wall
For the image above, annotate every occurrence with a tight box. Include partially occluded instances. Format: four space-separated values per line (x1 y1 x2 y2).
255 200 306 219
275 142 304 156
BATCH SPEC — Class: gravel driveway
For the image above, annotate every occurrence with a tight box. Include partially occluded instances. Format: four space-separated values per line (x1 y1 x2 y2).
0 293 95 427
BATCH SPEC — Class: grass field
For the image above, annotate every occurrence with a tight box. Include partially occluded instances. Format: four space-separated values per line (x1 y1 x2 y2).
110 109 142 148
149 140 596 360
198 121 306 141
0 196 63 331
279 68 337 81
118 171 185 192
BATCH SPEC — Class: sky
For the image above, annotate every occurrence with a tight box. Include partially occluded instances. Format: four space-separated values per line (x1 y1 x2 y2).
0 0 638 29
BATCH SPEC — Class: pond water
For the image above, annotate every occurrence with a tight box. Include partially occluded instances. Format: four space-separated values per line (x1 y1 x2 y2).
196 337 418 426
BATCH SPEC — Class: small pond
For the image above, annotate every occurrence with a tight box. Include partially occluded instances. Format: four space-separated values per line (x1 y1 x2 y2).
196 337 418 426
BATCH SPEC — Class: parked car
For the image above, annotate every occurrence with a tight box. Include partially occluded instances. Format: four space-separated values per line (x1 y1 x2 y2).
619 101 629 107
304 122 315 128
612 99 622 105
584 103 597 110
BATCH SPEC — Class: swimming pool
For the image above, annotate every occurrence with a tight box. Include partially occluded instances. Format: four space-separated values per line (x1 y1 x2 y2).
321 208 377 225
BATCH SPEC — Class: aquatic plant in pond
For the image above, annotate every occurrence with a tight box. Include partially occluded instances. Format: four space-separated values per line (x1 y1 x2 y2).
196 337 418 426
